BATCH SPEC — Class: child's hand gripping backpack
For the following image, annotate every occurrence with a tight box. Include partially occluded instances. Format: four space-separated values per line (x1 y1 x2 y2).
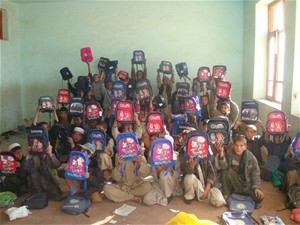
176 82 190 98
146 112 164 135
57 89 70 105
266 111 288 135
207 116 232 146
38 96 55 113
136 79 153 101
175 62 190 80
80 47 93 63
215 80 232 100
88 129 106 152
184 96 201 118
69 97 84 117
185 130 212 158
0 151 16 175
116 132 140 161
212 65 227 79
292 131 300 160
60 67 73 81
158 61 173 75
27 127 49 155
112 81 126 99
132 50 145 64
150 138 174 168
116 100 134 123
85 100 102 121
241 100 259 124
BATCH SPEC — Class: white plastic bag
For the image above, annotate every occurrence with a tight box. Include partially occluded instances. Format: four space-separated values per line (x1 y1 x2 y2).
5 206 31 221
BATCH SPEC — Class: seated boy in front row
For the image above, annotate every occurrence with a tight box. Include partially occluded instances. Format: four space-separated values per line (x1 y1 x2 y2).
215 135 264 209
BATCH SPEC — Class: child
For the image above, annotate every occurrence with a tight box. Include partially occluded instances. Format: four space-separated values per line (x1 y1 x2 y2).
215 135 264 208
91 73 102 104
0 143 29 196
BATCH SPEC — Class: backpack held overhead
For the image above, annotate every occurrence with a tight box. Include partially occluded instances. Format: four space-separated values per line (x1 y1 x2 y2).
39 96 55 113
80 47 93 63
292 131 300 159
207 116 232 146
150 138 174 168
146 112 164 135
112 81 126 99
266 111 288 135
57 89 70 105
85 100 102 121
116 132 140 161
158 61 173 74
60 67 73 81
27 127 49 155
88 129 106 152
69 97 84 117
116 100 134 123
132 50 145 64
176 82 190 98
216 80 231 100
185 130 211 158
212 65 227 79
175 62 189 80
197 66 211 81
241 100 259 124
136 79 153 101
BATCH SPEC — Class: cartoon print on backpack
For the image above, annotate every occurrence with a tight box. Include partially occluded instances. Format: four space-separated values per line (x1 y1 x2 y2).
150 138 174 167
0 151 16 175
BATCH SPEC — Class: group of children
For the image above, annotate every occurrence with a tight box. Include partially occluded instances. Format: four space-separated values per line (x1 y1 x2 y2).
1 56 299 216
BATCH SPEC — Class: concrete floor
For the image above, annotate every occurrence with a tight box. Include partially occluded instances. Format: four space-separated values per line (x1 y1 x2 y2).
0 133 298 225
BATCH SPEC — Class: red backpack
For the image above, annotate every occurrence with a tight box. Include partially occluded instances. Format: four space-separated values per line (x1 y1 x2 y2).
197 66 211 81
216 80 231 100
146 112 164 135
117 71 129 83
116 100 134 123
57 89 70 104
85 100 102 121
212 65 227 79
80 47 93 63
266 111 288 135
116 132 140 161
0 151 16 175
186 130 211 158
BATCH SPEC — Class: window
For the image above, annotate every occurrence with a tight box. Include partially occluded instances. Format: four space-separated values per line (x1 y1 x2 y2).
266 0 285 103
0 8 8 40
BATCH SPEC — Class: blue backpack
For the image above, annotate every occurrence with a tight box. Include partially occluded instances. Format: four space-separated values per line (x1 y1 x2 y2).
170 114 187 136
69 97 84 117
112 81 126 99
241 100 259 124
184 96 201 117
132 50 145 64
27 127 49 155
116 132 140 161
88 129 106 152
150 138 174 168
292 131 300 159
77 76 90 93
38 96 55 113
207 116 232 146
136 79 153 101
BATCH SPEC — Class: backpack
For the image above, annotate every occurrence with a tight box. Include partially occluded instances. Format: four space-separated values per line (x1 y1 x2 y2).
116 100 134 123
136 79 153 101
176 82 190 97
69 97 84 117
62 193 91 216
285 184 300 209
290 208 300 223
170 114 187 136
77 76 90 93
185 130 212 158
241 100 259 124
88 129 106 152
65 151 89 182
57 89 70 105
146 112 164 135
104 60 118 83
207 116 232 146
117 70 129 83
175 62 188 79
192 78 211 97
0 151 16 175
0 192 17 208
38 96 55 113
112 81 126 99
158 61 173 74
27 127 49 154
153 94 166 109
116 132 140 161
150 138 174 167
60 67 73 81
22 193 48 209
212 65 227 79
132 50 145 64
216 80 231 100
197 66 211 81
266 111 288 135
221 211 254 225
184 96 201 117
292 131 300 159
227 193 255 213
85 100 102 121
260 215 285 225
110 98 121 116
80 47 93 63
98 57 110 71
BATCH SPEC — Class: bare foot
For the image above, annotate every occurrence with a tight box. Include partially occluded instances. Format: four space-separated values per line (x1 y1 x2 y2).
131 196 142 204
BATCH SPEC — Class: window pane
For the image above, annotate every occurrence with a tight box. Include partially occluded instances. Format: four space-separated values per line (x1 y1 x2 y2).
267 81 274 97
277 32 285 82
268 36 275 80
275 82 283 102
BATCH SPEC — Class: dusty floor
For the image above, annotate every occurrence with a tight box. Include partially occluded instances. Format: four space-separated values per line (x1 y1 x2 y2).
0 133 298 225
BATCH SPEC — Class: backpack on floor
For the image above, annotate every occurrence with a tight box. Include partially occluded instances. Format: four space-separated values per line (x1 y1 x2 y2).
110 98 121 116
60 67 73 81
207 116 232 146
85 100 102 121
175 62 188 79
116 100 134 123
117 70 129 83
0 151 16 175
112 81 126 99
227 193 255 213
80 47 93 63
22 193 48 209
186 130 212 158
221 211 254 225
290 208 300 223
116 132 140 161
216 80 231 100
292 131 300 159
98 57 110 71
136 79 153 101
69 97 84 117
62 193 91 216
146 112 164 135
176 82 190 97
150 138 174 167
0 192 17 208
241 100 259 124
285 184 300 209
88 129 106 152
132 50 145 64
266 111 288 135
27 127 49 155
170 114 187 136
197 66 211 81
260 215 285 225
57 89 70 105
77 76 90 93
212 65 227 79
184 96 201 117
39 96 55 113
158 61 173 75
